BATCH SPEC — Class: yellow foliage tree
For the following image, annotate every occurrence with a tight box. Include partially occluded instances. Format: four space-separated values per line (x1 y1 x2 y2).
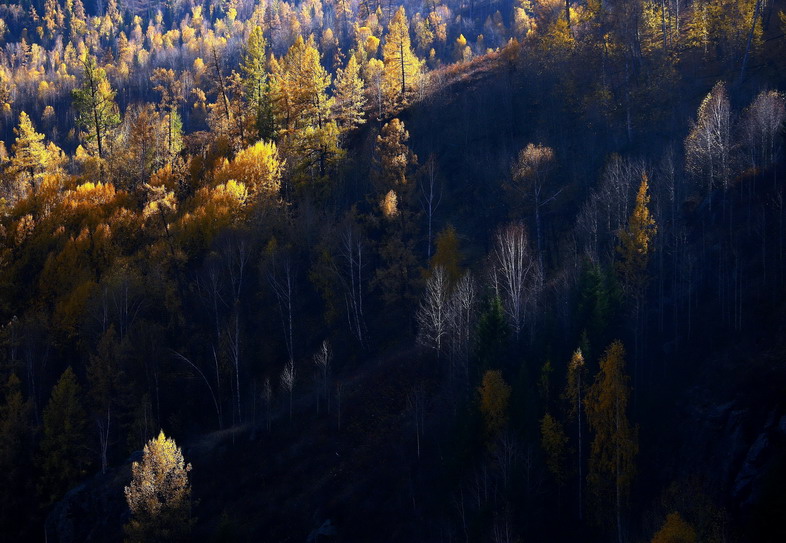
651 512 697 543
213 140 283 199
382 7 424 111
271 36 341 182
429 225 462 286
176 181 248 253
478 369 511 440
124 431 193 542
333 54 366 133
616 174 657 299
9 112 65 195
375 118 417 191
585 340 638 543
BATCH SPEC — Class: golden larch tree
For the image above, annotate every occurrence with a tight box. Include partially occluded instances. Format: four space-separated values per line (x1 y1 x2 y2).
124 430 193 542
563 347 588 520
616 173 657 299
333 54 366 133
585 341 638 543
478 369 511 441
382 7 424 111
9 111 64 194
650 512 697 543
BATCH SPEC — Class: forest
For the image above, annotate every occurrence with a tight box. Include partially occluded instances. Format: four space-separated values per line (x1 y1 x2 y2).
1 0 786 540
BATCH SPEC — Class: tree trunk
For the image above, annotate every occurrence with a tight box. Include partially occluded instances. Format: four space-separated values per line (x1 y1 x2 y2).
400 42 406 105
739 0 762 82
577 374 583 521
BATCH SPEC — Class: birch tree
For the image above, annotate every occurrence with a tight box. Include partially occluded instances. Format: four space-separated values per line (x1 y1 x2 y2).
280 359 296 422
685 81 732 198
416 265 450 355
741 90 786 179
314 340 331 413
494 222 538 341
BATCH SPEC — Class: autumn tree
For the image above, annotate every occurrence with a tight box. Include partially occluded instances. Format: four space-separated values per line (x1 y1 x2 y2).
8 111 64 194
429 225 462 286
382 7 424 111
271 35 341 184
563 348 588 520
151 68 184 160
241 26 275 141
740 90 786 177
372 118 420 306
685 81 732 198
494 222 538 341
509 143 557 268
375 118 418 191
478 369 511 441
650 512 697 543
72 56 120 164
365 57 385 119
213 139 283 201
616 174 657 359
333 53 366 133
124 431 194 542
39 367 89 505
541 412 569 488
585 341 638 543
113 104 169 189
616 174 657 299
416 265 450 355
686 0 762 66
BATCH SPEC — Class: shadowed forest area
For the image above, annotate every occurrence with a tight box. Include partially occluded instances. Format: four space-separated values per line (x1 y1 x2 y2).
1 0 786 541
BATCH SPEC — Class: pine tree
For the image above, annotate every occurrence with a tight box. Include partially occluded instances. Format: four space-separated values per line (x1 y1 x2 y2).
124 431 194 542
382 7 424 111
585 341 638 543
39 367 89 505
